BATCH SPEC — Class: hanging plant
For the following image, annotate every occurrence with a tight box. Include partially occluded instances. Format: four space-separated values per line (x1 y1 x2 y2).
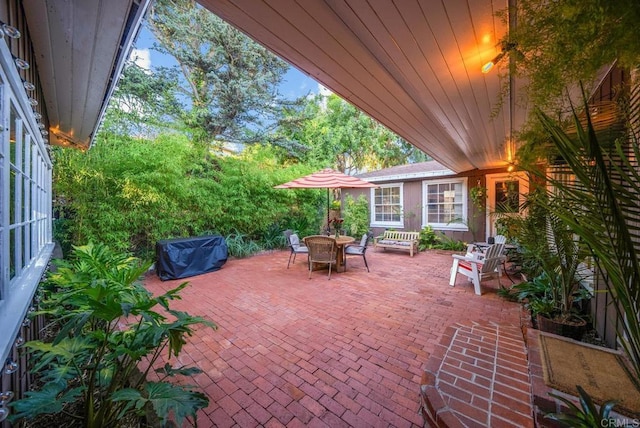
470 185 488 207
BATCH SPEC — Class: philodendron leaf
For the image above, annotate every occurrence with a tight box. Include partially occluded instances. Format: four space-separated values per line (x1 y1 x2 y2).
145 381 209 425
111 388 147 418
9 383 83 421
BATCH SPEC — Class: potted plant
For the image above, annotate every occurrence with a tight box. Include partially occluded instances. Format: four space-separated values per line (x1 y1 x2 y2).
501 192 592 339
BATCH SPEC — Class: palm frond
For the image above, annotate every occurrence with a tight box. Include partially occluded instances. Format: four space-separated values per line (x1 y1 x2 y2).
529 98 640 386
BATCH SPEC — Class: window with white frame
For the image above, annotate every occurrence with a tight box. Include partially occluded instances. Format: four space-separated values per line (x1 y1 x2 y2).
423 178 467 230
0 41 53 365
371 184 403 227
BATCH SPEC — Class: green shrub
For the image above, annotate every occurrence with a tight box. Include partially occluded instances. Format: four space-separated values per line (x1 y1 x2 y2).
225 229 262 258
10 243 214 427
53 135 324 257
342 194 370 237
418 226 466 251
418 225 439 250
433 233 467 251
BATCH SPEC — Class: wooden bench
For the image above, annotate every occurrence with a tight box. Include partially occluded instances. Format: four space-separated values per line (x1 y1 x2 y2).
374 231 420 257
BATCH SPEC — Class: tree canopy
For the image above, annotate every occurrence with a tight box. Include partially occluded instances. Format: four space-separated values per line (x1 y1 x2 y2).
115 0 305 148
279 94 428 173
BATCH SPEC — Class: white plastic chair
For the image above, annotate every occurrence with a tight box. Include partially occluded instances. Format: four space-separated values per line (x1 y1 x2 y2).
449 243 506 295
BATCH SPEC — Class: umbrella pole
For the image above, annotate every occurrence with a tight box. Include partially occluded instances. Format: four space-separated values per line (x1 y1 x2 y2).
327 188 330 234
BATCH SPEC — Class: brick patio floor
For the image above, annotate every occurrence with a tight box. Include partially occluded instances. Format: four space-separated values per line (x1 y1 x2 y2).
144 247 528 427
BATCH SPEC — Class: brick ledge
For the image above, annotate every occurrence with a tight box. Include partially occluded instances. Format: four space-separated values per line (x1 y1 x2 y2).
419 322 534 427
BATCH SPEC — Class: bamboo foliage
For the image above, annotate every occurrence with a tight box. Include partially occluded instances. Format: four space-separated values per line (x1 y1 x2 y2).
530 102 640 387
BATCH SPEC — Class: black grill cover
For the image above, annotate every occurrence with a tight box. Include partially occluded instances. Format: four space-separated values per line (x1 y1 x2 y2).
156 235 228 281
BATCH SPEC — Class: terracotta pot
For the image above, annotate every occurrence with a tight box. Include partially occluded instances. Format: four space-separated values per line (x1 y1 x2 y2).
536 313 587 340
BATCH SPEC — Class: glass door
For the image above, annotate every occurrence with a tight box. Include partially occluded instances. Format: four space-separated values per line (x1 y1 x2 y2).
485 172 528 238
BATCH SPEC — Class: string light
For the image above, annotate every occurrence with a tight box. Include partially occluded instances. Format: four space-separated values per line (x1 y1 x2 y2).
0 390 14 405
23 80 35 91
0 407 8 422
13 56 29 70
4 358 17 375
0 21 20 39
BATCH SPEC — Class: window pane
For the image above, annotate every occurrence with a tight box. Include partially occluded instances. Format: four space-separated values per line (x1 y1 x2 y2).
9 106 17 165
425 181 465 226
9 228 15 280
10 169 16 224
374 186 402 223
495 181 519 213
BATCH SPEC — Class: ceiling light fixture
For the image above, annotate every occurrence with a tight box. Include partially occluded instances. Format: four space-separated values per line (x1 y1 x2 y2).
482 41 518 74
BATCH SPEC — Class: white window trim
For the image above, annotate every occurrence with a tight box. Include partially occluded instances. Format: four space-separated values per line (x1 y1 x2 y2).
370 183 404 228
0 39 53 365
422 177 468 231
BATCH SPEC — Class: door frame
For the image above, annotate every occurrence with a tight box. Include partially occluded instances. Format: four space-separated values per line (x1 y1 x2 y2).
485 172 529 238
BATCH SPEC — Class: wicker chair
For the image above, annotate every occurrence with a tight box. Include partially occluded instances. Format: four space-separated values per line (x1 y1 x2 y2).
284 229 308 269
303 235 337 279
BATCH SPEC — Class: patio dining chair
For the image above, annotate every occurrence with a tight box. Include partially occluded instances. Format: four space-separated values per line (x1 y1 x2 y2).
303 235 337 279
284 229 308 269
449 243 506 295
345 233 370 272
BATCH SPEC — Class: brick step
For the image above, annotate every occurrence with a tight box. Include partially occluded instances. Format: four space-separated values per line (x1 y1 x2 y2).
419 322 534 427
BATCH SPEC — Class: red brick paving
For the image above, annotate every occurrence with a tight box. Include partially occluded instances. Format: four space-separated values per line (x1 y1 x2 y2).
420 323 533 427
144 248 528 427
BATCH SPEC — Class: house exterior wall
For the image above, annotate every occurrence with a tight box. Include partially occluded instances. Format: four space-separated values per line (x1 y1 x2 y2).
0 1 54 420
343 167 505 244
589 66 637 349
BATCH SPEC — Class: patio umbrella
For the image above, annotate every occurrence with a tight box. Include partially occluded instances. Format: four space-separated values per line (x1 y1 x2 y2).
274 168 378 229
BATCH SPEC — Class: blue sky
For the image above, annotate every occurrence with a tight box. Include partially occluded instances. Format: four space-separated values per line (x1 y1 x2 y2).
131 26 321 100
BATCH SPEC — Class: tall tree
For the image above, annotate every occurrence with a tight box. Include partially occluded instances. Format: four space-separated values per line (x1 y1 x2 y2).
147 0 303 146
102 60 182 138
288 94 428 173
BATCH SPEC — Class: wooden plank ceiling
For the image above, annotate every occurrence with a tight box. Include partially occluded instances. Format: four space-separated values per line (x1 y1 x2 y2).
23 0 148 148
199 0 528 173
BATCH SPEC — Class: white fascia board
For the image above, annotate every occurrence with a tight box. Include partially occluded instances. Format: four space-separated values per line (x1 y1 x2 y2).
364 169 455 183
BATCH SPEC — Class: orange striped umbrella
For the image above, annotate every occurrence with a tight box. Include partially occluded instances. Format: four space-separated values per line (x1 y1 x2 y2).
275 168 378 228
